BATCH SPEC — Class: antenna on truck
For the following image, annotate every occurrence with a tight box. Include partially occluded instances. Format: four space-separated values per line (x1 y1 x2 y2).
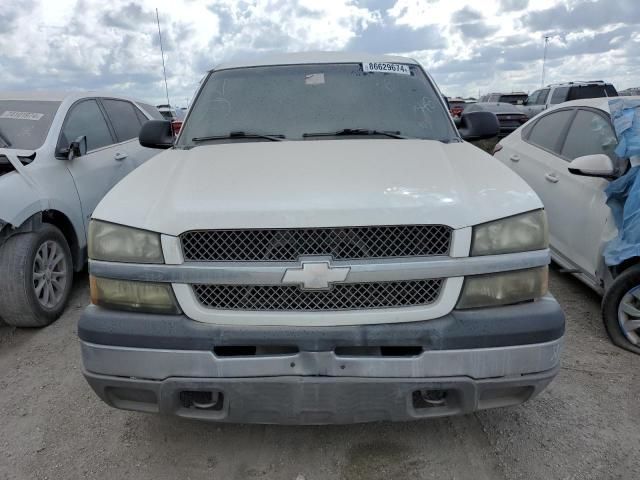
156 8 171 107
541 35 550 88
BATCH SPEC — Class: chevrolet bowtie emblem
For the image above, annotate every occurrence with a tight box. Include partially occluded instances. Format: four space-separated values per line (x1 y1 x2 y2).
282 261 350 290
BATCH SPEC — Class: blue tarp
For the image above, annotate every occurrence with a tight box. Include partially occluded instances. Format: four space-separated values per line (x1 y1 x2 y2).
603 99 640 266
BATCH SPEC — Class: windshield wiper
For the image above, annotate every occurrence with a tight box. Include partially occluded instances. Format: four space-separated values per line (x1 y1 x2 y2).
0 128 11 148
302 128 407 139
192 131 285 143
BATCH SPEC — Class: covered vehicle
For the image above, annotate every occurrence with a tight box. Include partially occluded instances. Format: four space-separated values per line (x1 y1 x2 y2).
494 96 640 354
0 92 160 327
79 52 564 424
465 102 528 137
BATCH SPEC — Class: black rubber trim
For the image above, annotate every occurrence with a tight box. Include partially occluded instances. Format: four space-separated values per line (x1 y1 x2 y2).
78 294 564 351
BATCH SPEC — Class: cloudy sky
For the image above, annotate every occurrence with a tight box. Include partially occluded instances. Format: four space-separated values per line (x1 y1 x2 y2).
1 0 638 106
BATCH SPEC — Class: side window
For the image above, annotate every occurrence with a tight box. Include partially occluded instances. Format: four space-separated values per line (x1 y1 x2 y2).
61 100 113 152
527 90 540 105
526 109 574 154
140 103 164 120
101 99 143 142
536 88 550 105
550 87 569 105
561 110 617 161
134 107 149 125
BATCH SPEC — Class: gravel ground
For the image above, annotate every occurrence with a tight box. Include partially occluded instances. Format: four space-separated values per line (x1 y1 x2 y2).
0 269 638 480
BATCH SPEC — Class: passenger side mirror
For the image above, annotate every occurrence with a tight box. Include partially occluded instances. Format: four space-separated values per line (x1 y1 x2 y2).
458 111 500 141
139 120 174 149
568 154 615 179
66 135 87 160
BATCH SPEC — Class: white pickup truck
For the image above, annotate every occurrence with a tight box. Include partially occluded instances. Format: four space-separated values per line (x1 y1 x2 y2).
79 52 565 424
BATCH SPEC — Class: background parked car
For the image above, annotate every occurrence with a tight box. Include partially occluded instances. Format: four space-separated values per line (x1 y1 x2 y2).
479 92 528 105
157 104 187 135
447 97 467 117
464 102 528 137
0 92 161 327
494 96 640 354
620 87 640 96
521 81 617 119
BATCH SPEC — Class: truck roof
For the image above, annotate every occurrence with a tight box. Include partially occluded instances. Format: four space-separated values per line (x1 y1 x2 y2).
545 80 611 87
212 51 419 71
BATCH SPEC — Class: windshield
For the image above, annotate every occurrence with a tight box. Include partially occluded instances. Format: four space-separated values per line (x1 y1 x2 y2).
498 94 527 104
178 63 456 145
567 85 615 101
0 100 60 150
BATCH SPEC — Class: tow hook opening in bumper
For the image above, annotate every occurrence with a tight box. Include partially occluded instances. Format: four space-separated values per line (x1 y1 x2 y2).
414 389 448 408
180 390 224 411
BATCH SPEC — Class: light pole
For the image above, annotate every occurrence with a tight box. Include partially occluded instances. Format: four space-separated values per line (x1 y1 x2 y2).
541 35 550 88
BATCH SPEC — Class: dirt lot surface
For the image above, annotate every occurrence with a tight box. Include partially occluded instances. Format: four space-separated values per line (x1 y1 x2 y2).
1 269 638 480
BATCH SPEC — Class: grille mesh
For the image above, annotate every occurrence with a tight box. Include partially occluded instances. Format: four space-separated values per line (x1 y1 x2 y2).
181 225 451 262
192 279 443 311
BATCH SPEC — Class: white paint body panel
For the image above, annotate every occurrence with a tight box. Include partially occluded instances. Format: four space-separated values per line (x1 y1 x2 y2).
494 98 636 290
93 139 542 233
90 53 550 327
94 138 544 327
0 92 159 264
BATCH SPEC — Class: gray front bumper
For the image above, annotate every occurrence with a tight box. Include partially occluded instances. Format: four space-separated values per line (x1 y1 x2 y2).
80 338 562 424
83 367 559 424
79 295 565 424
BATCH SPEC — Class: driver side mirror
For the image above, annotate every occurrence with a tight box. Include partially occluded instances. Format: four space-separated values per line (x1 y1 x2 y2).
458 111 500 141
568 154 615 179
66 135 87 160
139 120 174 149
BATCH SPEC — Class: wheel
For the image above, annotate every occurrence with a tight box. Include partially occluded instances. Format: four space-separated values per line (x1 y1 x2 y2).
0 224 73 327
602 264 640 355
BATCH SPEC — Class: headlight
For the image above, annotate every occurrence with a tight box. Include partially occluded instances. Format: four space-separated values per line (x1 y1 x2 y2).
90 276 180 314
456 267 548 309
471 210 548 256
89 220 163 263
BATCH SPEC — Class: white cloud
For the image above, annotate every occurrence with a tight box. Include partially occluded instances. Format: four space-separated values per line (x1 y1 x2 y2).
0 0 637 104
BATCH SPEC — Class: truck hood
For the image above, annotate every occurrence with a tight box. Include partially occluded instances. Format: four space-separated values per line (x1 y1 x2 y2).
93 139 542 234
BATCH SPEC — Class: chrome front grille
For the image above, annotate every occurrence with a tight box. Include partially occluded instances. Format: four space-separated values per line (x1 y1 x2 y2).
181 225 452 262
192 279 443 311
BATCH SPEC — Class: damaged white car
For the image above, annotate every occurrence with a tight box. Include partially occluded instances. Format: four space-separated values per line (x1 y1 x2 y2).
494 96 640 354
0 92 160 327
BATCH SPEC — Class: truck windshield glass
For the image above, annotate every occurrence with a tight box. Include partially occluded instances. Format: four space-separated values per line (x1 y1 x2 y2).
0 101 60 150
179 63 456 145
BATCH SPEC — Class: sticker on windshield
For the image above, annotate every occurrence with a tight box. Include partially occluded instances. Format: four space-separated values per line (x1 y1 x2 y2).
0 111 44 121
362 62 410 75
305 73 325 85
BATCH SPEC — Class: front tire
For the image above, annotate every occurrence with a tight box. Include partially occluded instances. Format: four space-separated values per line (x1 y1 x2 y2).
602 265 640 355
0 224 73 327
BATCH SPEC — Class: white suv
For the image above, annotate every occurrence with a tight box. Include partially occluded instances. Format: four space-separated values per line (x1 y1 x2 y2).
521 81 618 119
494 97 640 354
0 92 160 327
78 53 564 424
